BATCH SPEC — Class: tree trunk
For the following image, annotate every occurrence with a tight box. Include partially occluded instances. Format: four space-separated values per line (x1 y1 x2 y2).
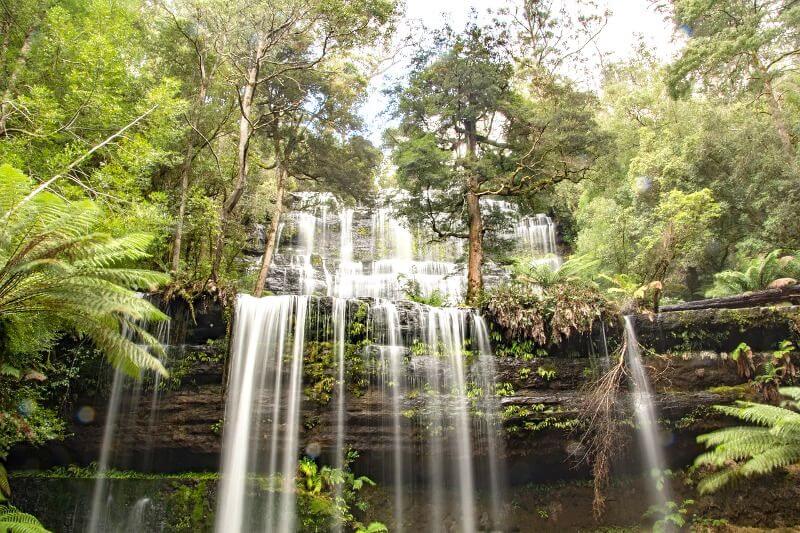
171 76 208 274
0 23 36 136
253 164 286 297
210 41 263 281
754 57 794 157
660 284 800 313
464 122 483 305
171 145 194 273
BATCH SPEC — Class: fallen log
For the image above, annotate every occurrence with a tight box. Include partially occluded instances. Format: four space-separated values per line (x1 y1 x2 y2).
661 284 800 312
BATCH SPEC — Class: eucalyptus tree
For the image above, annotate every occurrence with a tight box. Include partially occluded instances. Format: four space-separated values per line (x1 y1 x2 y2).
666 0 800 157
390 23 606 304
207 0 397 281
251 63 381 296
157 0 236 275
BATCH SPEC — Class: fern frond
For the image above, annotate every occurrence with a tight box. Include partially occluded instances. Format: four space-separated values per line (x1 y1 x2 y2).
696 389 800 492
0 167 171 378
0 505 50 533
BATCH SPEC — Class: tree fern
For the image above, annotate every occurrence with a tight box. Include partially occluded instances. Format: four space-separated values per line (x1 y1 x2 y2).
695 388 800 493
0 164 169 376
0 506 50 533
706 250 800 297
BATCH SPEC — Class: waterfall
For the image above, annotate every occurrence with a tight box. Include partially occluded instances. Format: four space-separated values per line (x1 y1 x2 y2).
517 214 561 269
219 192 518 531
215 295 308 533
275 196 466 303
332 298 347 533
623 316 670 508
217 294 505 532
473 315 506 529
87 319 170 533
123 498 151 533
296 212 317 295
423 307 476 532
86 365 125 533
375 300 405 531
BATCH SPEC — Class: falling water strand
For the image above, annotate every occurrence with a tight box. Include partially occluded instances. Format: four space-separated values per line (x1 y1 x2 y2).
378 300 405 531
277 296 308 533
87 318 169 533
473 315 507 529
215 295 308 533
332 298 347 532
425 307 477 533
623 316 670 508
86 366 124 533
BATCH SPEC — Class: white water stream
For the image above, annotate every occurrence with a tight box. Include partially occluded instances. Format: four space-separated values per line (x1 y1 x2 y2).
214 195 550 532
623 316 670 509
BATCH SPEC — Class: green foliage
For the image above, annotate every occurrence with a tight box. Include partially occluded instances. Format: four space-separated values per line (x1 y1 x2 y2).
400 277 446 307
0 165 170 376
0 506 49 533
483 272 615 347
694 387 800 493
536 366 556 381
495 382 515 397
645 498 694 533
164 480 214 533
707 250 800 297
294 452 379 532
355 523 388 533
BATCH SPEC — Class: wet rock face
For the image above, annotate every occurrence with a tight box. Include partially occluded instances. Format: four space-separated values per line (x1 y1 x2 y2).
15 344 754 481
15 301 799 482
632 305 800 353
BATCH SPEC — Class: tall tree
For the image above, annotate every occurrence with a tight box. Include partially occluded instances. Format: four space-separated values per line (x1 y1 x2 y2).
251 63 381 296
666 0 800 157
391 23 606 304
208 0 397 282
157 0 234 274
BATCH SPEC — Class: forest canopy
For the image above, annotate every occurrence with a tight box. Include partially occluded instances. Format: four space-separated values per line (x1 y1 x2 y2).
1 0 799 303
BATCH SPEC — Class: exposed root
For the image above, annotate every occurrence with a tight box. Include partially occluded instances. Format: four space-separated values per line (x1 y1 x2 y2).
575 344 629 519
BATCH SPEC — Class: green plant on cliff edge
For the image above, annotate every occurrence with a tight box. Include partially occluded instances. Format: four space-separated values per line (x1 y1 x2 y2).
706 250 800 297
694 387 800 493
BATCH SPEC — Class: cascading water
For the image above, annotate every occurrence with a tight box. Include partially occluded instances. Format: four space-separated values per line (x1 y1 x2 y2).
332 297 348 533
218 193 519 531
473 316 507 528
272 192 466 303
481 198 562 268
623 316 670 509
215 294 308 533
517 214 561 269
423 307 477 533
86 319 171 533
374 300 405 531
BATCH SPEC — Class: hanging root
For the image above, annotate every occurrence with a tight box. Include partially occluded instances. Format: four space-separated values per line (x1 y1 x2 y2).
575 343 629 520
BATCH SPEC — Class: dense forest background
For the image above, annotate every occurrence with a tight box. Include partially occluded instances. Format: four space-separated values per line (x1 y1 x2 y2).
3 0 800 302
3 1 800 526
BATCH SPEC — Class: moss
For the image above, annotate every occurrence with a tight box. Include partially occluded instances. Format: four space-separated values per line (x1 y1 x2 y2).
706 383 753 398
303 341 336 405
164 479 215 532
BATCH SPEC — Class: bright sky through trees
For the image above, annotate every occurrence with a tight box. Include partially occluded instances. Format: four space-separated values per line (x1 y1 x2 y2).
361 0 682 144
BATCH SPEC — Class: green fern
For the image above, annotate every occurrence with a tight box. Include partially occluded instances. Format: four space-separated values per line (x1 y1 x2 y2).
695 388 800 493
513 254 600 287
0 506 50 533
706 250 800 297
0 164 169 377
